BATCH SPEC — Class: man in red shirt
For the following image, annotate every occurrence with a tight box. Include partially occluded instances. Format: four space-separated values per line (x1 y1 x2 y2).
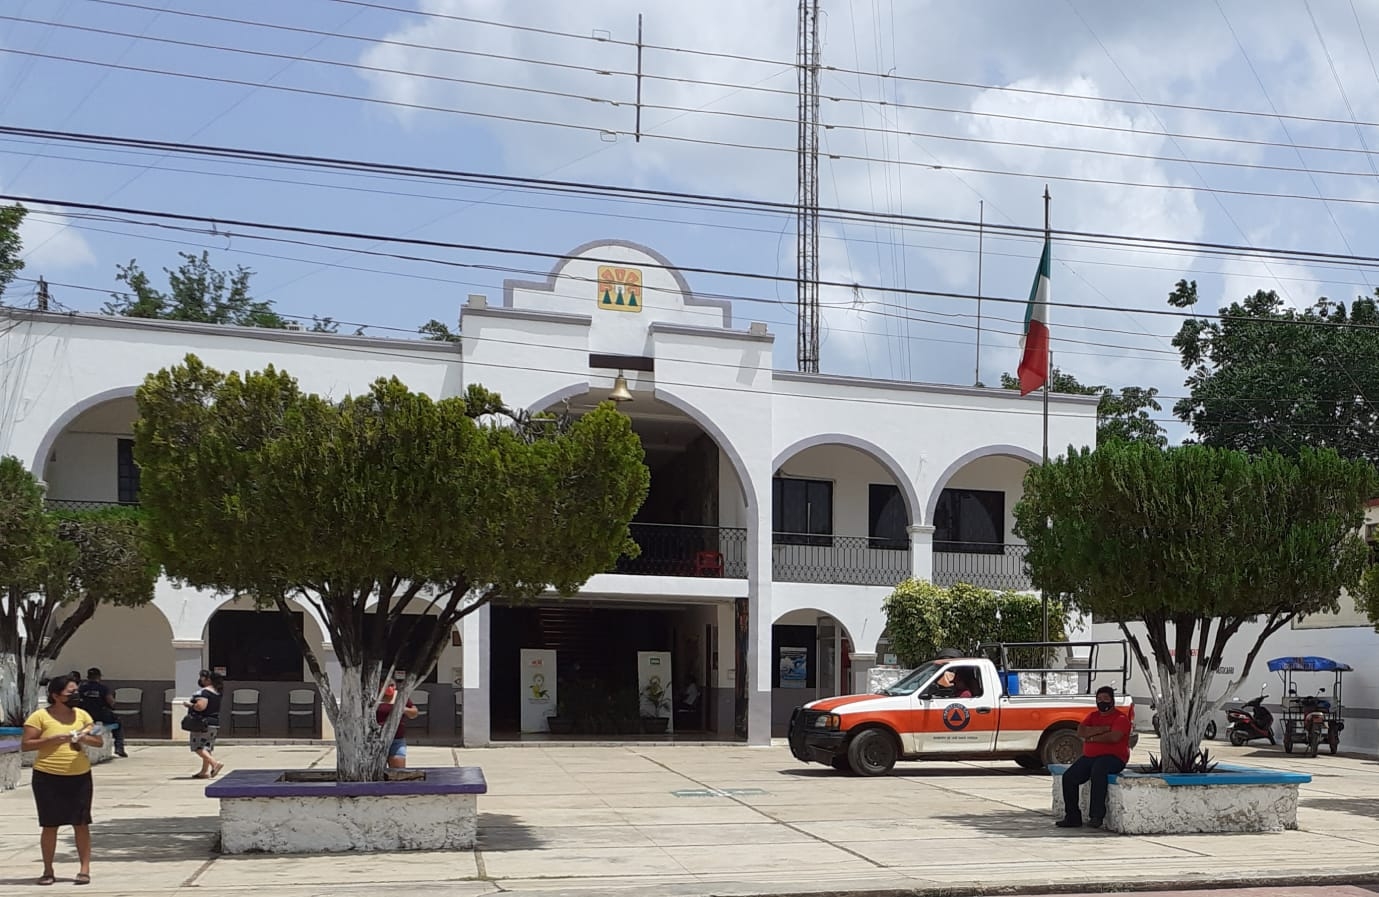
1055 685 1131 830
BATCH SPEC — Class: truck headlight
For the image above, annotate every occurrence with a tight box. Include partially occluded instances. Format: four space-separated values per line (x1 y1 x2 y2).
813 713 841 730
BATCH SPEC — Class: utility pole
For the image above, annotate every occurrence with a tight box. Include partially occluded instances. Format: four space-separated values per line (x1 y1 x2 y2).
796 0 820 373
974 200 984 386
36 276 50 311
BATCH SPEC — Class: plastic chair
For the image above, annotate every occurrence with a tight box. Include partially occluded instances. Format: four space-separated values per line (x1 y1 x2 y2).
287 689 316 736
162 688 176 735
112 687 143 734
230 689 260 736
693 551 724 577
409 689 430 735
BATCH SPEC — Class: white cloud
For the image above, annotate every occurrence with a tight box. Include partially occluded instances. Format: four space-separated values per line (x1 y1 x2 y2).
17 206 96 274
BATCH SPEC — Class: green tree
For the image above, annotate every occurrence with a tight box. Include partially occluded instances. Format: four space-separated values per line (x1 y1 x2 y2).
999 370 1167 448
133 356 649 781
418 319 459 342
1014 441 1373 771
882 579 1064 667
0 457 158 722
0 204 27 302
105 251 286 328
1169 278 1379 463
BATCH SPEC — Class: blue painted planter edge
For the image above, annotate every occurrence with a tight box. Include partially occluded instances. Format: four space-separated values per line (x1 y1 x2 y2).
205 766 488 799
0 738 20 754
1049 762 1311 786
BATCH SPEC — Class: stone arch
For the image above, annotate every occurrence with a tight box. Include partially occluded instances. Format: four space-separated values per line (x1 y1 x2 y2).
502 239 734 326
652 385 754 513
923 444 1041 525
773 433 921 526
201 594 330 662
51 601 176 683
525 381 590 414
30 386 140 479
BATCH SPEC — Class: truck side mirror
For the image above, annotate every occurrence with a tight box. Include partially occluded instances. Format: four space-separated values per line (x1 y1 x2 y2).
917 693 933 702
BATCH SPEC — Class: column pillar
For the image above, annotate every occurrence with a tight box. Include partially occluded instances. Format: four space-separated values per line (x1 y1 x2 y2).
849 652 877 695
909 524 935 582
746 478 773 746
318 642 342 741
171 640 204 740
461 602 491 747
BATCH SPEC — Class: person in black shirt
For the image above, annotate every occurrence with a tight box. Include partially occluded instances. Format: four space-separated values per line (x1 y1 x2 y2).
184 671 224 779
77 668 126 757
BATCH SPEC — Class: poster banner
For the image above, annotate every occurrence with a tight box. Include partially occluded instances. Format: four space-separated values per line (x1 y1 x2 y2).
636 651 673 733
779 646 808 688
519 648 557 733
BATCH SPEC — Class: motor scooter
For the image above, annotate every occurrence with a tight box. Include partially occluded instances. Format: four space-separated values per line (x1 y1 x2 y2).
1295 688 1332 757
1227 687 1275 746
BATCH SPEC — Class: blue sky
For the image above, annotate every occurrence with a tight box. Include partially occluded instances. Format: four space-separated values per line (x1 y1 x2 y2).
7 0 1379 443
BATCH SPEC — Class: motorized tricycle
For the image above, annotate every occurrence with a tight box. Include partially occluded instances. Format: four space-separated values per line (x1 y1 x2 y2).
1267 656 1351 757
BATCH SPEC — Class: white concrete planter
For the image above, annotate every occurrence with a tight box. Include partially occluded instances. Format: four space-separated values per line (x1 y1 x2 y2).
205 767 488 854
1051 763 1310 834
0 739 20 790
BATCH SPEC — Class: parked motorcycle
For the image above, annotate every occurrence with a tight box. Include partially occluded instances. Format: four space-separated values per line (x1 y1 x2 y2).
1227 689 1275 747
1294 689 1332 758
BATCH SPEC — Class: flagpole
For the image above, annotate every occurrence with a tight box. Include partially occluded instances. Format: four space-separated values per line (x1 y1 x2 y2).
1041 185 1051 645
975 200 984 386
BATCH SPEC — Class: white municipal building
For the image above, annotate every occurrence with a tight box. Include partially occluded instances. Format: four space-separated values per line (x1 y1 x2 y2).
0 240 1097 746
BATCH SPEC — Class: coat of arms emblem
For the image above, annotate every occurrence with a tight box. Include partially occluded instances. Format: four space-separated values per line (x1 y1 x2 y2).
598 266 643 312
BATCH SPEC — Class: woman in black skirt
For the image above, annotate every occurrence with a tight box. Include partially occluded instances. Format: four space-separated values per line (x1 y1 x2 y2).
21 675 104 886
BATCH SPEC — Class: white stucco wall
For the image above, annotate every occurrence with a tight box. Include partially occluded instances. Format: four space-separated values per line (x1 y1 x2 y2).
52 604 175 681
219 792 478 853
0 239 1099 746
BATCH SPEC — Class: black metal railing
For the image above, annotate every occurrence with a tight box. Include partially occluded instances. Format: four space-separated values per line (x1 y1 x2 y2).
772 532 911 586
45 499 139 511
933 543 1031 591
615 522 748 578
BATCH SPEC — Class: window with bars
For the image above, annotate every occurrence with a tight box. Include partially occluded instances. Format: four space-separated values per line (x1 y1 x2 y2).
868 484 908 550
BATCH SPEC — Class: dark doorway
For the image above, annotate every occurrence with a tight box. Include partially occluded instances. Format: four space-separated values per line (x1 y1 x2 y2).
491 604 673 734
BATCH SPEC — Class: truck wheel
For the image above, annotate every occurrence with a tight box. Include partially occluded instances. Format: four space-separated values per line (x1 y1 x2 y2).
1014 754 1042 770
830 756 853 773
846 728 898 776
1040 729 1082 768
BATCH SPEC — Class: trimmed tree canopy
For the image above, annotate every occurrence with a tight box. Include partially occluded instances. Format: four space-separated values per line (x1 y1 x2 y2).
1014 441 1373 770
134 355 649 780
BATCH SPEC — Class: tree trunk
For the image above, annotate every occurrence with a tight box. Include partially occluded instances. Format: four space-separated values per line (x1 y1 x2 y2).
0 651 18 724
330 664 390 782
1154 664 1214 772
18 651 47 721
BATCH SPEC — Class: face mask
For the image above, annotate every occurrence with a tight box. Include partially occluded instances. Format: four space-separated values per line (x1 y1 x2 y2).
1096 700 1113 713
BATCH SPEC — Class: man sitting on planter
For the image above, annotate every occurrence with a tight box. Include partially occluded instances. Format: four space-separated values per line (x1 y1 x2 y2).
1055 685 1131 830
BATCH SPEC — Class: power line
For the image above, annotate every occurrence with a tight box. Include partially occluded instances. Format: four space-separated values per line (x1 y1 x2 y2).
76 0 1379 167
21 125 1379 279
18 16 1379 189
23 46 1379 211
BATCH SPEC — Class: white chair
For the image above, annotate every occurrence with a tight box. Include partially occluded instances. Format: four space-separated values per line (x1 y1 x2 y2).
287 689 316 735
162 687 176 735
112 687 143 734
229 688 260 736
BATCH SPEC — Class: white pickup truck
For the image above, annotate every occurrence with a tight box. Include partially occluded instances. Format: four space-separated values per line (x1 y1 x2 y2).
788 644 1136 775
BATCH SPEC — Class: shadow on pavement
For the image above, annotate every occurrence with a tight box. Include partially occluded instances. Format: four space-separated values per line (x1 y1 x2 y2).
474 813 545 851
927 810 1065 838
84 827 217 862
1303 797 1379 818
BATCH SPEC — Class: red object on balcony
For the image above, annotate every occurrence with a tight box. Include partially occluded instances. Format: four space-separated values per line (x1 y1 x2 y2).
693 551 724 577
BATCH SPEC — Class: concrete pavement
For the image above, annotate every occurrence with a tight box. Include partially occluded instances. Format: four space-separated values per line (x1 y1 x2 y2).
2 735 1379 896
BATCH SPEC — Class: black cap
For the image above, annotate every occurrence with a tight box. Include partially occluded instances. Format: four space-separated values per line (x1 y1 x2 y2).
87 667 102 679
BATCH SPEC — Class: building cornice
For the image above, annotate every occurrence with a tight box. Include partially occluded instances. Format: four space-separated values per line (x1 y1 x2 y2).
648 321 774 344
460 305 592 327
0 308 462 355
774 370 1102 406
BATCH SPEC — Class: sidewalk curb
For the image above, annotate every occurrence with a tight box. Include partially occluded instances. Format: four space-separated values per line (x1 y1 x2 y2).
705 871 1379 897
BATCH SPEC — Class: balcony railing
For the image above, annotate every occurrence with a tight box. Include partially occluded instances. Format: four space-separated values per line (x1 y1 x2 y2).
772 532 911 586
933 543 1032 592
615 522 748 578
45 499 139 511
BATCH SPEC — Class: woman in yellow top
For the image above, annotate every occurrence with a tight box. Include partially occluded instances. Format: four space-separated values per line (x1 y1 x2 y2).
21 674 104 886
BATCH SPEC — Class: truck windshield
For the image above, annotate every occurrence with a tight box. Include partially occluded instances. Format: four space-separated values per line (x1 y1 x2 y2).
880 661 944 696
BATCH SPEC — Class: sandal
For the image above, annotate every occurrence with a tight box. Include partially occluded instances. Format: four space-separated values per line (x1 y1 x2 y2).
191 772 211 779
75 873 91 885
210 763 224 777
37 873 55 886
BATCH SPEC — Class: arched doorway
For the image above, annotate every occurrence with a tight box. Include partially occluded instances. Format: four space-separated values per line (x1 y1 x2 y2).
769 608 855 737
37 394 141 509
51 601 174 737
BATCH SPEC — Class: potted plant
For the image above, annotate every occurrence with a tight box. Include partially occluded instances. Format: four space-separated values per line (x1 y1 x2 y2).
640 676 671 734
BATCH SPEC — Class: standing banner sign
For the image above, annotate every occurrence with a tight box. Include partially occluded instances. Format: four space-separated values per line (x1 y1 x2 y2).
636 651 673 734
519 648 557 733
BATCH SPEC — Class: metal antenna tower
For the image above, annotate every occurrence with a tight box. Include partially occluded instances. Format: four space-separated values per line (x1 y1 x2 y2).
796 0 821 373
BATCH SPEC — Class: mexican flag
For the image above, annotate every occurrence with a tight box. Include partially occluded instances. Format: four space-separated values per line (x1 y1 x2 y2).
1017 237 1051 396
